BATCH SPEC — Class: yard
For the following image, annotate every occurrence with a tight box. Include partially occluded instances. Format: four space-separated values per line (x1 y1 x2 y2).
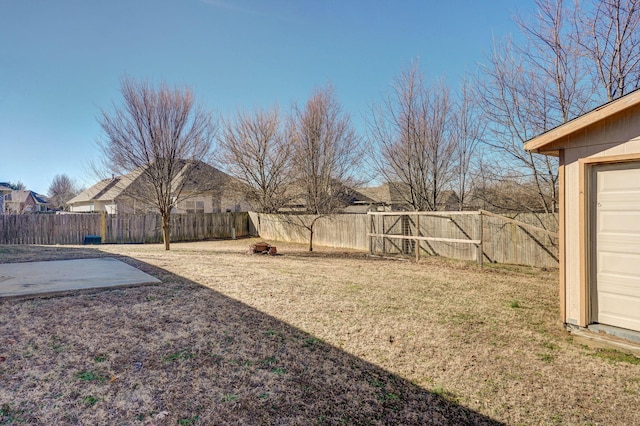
0 239 638 425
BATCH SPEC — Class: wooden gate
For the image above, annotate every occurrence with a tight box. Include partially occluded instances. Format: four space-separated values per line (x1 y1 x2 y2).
368 210 559 267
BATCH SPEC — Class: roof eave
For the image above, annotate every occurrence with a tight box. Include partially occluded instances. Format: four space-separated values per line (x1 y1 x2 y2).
524 89 640 154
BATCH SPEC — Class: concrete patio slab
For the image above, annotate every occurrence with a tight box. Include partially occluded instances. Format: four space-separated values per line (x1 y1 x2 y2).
0 257 161 299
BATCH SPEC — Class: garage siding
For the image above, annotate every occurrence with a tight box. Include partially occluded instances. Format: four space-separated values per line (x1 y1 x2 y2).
594 162 640 332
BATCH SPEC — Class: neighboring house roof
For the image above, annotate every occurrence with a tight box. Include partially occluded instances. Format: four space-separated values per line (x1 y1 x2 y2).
1 188 49 213
525 87 640 155
358 183 410 205
359 183 459 209
68 161 242 207
0 183 12 194
67 169 143 205
281 181 373 211
5 190 34 204
32 193 49 205
340 186 374 205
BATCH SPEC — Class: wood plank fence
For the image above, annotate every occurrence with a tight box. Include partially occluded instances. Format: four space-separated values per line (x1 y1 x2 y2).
1 210 558 268
249 212 370 250
0 212 251 245
250 211 559 268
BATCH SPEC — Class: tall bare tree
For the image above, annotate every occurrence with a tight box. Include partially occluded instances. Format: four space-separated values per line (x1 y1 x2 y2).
5 181 26 190
577 0 640 100
291 85 362 215
47 174 81 211
368 62 456 211
98 77 215 250
475 0 597 218
515 0 592 123
451 78 484 211
219 107 292 213
476 37 562 216
477 0 640 219
289 85 362 250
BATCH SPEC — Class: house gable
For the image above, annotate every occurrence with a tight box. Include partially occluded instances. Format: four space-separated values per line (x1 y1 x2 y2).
68 161 252 214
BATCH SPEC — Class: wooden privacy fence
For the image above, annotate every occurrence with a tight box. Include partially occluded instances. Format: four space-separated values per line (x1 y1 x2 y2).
368 210 559 268
0 212 251 245
249 212 370 250
250 211 559 268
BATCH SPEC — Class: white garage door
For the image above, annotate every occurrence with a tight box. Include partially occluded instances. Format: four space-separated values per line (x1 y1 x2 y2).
594 162 640 332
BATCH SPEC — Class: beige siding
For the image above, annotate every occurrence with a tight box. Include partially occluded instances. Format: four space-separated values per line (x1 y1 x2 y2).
594 163 640 331
563 153 581 324
562 108 640 326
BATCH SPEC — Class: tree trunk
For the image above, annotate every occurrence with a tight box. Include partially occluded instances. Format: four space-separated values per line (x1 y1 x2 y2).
308 226 314 252
162 213 171 251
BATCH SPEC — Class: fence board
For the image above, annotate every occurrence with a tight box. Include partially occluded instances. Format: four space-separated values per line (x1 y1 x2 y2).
250 211 559 268
1 210 558 268
249 213 370 250
0 212 250 245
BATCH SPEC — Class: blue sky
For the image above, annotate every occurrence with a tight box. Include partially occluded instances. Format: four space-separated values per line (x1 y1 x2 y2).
0 0 535 194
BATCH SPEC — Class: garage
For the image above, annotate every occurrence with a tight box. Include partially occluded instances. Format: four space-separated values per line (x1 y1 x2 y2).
593 162 640 332
525 88 640 346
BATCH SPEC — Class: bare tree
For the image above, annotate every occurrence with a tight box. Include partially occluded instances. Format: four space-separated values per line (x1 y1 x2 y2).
5 181 26 190
367 62 456 211
474 0 598 218
451 78 484 211
219 107 292 213
97 77 215 250
577 0 640 100
515 0 593 123
47 174 81 211
476 37 562 216
291 85 362 215
288 84 362 251
476 0 640 220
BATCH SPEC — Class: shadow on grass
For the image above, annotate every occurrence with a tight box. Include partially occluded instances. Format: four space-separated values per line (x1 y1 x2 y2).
0 245 503 425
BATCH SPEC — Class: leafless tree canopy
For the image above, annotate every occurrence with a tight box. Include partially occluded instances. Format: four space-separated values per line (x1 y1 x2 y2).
475 36 562 215
98 77 215 250
475 0 640 218
47 174 81 211
368 62 456 211
516 0 593 124
577 0 640 100
451 79 484 211
291 85 362 215
4 181 26 191
219 107 292 213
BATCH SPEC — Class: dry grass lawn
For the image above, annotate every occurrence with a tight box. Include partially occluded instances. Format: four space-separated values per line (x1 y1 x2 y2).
1 239 639 425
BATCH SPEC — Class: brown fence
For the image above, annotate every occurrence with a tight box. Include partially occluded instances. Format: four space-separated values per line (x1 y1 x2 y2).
249 212 370 250
0 212 251 245
249 211 559 268
1 210 558 267
368 210 558 268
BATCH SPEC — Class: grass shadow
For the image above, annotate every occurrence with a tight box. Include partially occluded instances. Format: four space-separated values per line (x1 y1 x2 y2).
0 245 503 424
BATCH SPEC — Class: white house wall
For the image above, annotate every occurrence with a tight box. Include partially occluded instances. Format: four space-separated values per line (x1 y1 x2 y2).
69 201 119 213
70 203 94 213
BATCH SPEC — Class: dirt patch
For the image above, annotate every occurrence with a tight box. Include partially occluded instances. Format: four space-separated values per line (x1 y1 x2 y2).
1 239 639 425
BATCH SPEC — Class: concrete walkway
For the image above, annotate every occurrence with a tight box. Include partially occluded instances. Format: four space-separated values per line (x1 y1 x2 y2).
0 258 161 299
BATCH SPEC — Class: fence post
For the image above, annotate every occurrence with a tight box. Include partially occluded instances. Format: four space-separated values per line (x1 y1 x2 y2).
381 215 386 254
368 213 373 255
476 211 483 268
101 212 107 243
415 213 420 261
